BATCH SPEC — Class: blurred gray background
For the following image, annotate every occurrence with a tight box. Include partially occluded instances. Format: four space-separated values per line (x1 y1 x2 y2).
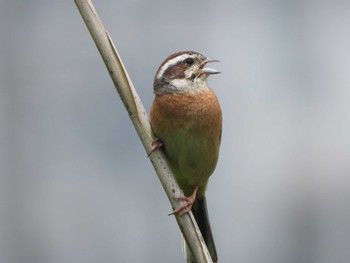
1 0 350 262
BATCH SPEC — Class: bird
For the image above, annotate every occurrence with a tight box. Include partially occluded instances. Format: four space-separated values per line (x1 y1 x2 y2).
149 51 222 262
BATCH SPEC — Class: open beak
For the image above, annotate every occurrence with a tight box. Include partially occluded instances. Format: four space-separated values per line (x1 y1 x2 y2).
201 58 221 75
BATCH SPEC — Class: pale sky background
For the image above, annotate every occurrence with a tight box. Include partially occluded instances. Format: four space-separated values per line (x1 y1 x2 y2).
1 1 350 263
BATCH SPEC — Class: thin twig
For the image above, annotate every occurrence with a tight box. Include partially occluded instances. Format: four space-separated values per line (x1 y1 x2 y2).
74 0 213 262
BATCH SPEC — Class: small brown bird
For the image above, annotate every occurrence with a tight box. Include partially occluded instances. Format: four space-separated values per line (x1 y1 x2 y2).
150 51 222 262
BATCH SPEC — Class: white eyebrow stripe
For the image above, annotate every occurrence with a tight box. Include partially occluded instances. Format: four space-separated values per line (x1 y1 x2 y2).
156 54 194 80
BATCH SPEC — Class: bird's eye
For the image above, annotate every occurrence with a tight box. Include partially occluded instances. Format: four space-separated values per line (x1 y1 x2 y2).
184 58 194 65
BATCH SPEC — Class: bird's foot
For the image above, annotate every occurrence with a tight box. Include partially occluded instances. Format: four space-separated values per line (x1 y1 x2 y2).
147 138 163 157
169 186 199 216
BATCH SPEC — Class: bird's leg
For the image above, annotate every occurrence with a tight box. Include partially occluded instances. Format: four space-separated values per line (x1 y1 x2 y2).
147 138 163 157
169 185 199 216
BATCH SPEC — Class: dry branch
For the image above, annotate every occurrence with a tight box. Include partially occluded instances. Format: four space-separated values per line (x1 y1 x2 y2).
74 0 213 262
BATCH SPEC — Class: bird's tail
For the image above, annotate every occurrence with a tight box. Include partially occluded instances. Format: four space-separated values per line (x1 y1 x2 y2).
183 196 217 262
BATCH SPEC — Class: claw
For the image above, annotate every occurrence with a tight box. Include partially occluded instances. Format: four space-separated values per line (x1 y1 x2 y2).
147 138 163 157
168 186 199 216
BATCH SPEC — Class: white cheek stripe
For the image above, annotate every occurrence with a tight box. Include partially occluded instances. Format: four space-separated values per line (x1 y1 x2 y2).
168 78 208 94
156 54 194 80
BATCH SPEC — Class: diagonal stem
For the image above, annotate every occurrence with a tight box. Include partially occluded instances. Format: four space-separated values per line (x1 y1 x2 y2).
74 0 213 262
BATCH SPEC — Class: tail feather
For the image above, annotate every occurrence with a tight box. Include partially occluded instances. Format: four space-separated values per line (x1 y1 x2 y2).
184 196 217 262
